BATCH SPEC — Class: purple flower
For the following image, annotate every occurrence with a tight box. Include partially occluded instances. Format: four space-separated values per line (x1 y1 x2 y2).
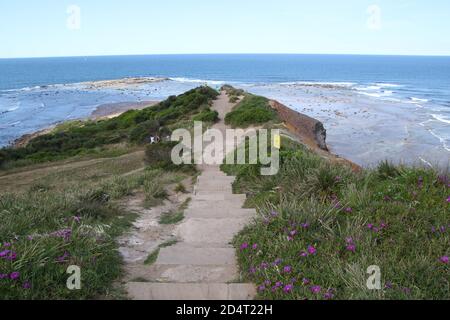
283 266 292 273
52 228 72 241
324 289 335 300
384 282 393 290
345 237 354 244
3 242 11 247
264 280 271 286
301 223 310 229
307 245 317 255
258 285 266 292
252 243 258 250
438 175 449 186
446 196 450 203
57 251 70 263
310 285 321 294
6 252 17 261
0 274 8 279
302 278 311 285
346 244 356 253
335 176 342 183
22 281 32 289
240 242 249 250
271 211 279 217
283 284 294 293
260 262 269 270
367 223 374 230
0 250 10 258
273 258 283 266
299 251 308 257
289 230 297 237
345 207 353 213
440 256 449 264
73 216 82 223
249 267 257 274
10 272 20 280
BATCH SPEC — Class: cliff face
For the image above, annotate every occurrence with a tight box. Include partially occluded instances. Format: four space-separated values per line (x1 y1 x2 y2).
269 100 328 151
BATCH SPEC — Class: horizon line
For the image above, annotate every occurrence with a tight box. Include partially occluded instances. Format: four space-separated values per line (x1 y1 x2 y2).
2 52 450 60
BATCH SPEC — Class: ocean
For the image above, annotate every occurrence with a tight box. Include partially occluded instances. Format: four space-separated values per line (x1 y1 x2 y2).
0 54 449 167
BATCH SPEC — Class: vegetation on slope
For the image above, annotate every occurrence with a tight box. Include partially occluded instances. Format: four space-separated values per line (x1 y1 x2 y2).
0 88 209 299
222 137 450 300
0 86 218 169
0 150 191 299
225 94 279 128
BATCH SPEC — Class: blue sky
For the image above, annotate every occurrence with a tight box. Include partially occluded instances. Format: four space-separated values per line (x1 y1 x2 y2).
1 0 450 58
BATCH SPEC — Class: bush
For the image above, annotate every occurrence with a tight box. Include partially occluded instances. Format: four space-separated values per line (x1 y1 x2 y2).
193 110 219 123
225 95 279 128
144 142 178 169
128 120 161 143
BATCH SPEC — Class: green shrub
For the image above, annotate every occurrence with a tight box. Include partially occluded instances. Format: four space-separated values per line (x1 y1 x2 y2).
193 109 219 123
144 142 178 169
225 95 279 128
128 120 161 143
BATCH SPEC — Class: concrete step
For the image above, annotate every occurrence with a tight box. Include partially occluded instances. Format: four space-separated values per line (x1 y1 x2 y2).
198 175 235 181
157 245 236 266
188 200 245 210
177 218 251 244
195 186 233 194
193 193 246 202
185 207 256 219
127 283 256 300
150 264 238 283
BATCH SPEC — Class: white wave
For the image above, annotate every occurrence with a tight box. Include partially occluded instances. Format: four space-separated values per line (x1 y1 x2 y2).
374 83 403 88
356 85 382 91
8 106 19 112
169 77 225 86
428 129 450 152
410 97 429 103
358 90 393 98
279 81 356 88
431 114 450 124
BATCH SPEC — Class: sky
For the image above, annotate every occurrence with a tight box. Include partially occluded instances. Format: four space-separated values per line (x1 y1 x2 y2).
1 0 450 58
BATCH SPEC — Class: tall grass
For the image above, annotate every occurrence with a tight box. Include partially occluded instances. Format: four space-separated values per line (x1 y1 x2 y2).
223 137 450 300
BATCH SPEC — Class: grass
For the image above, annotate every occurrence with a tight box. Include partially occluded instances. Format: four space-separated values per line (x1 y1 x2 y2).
225 94 279 128
0 143 194 299
222 136 450 300
175 183 187 193
159 239 179 248
144 249 160 265
159 211 184 225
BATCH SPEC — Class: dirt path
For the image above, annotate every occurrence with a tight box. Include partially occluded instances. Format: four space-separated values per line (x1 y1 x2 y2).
125 91 256 300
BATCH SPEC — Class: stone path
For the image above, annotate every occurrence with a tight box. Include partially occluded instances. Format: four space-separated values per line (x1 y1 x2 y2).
126 91 257 300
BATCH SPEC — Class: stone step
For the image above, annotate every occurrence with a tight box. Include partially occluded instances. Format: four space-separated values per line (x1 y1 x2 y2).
185 207 256 219
127 283 256 300
150 264 238 283
188 200 245 210
157 245 236 266
195 186 233 193
193 193 246 202
177 218 251 244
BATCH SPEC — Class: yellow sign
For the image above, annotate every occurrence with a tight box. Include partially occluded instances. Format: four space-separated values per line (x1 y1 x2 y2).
274 134 281 149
